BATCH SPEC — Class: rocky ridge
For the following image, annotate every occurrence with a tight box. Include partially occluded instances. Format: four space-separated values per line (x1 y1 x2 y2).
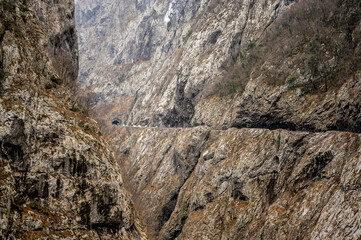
0 0 146 239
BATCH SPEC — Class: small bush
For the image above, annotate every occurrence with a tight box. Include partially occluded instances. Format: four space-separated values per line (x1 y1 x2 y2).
4 20 15 31
21 14 27 23
50 76 63 85
247 41 256 50
45 83 53 89
84 124 91 131
14 196 26 205
70 106 80 112
29 201 41 211
193 119 198 126
286 74 297 85
184 30 193 41
307 55 319 76
186 30 193 38
19 5 30 12
118 73 126 83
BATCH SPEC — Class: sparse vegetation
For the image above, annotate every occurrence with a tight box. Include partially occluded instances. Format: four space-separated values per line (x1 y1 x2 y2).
50 75 63 85
3 20 22 37
193 119 198 126
167 89 175 104
84 124 91 131
70 106 80 112
203 41 259 97
2 0 16 12
118 73 127 83
29 201 41 211
257 0 361 94
204 0 361 97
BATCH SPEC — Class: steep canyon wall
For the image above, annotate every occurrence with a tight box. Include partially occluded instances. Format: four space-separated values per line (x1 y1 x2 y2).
0 0 146 239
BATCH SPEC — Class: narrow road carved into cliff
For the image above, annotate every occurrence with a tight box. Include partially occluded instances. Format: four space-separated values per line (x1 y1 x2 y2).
113 123 361 134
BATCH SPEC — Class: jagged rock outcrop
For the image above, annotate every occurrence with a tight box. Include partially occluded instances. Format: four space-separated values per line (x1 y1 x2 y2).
234 72 361 132
109 126 361 239
0 1 147 239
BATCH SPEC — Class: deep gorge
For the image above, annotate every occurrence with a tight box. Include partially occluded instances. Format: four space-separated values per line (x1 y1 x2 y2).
0 0 360 239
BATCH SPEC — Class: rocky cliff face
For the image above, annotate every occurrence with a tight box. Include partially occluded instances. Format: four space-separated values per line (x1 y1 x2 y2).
75 0 361 239
76 0 361 133
76 0 296 128
108 126 361 239
0 1 146 239
31 0 79 84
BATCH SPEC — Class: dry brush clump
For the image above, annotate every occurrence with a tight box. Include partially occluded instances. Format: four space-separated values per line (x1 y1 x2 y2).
203 41 259 97
255 0 361 94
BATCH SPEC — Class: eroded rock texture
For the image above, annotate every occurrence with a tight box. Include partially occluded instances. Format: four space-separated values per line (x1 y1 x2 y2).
109 126 361 239
0 1 146 239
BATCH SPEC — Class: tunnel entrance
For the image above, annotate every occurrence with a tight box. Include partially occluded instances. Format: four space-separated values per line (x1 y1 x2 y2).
112 120 121 125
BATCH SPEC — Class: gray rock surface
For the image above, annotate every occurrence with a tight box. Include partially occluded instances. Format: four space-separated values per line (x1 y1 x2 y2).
0 1 147 239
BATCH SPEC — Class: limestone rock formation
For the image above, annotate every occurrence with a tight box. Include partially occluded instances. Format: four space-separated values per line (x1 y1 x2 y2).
0 1 146 239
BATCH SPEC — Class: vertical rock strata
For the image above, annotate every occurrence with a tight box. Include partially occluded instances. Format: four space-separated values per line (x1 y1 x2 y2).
0 1 146 239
